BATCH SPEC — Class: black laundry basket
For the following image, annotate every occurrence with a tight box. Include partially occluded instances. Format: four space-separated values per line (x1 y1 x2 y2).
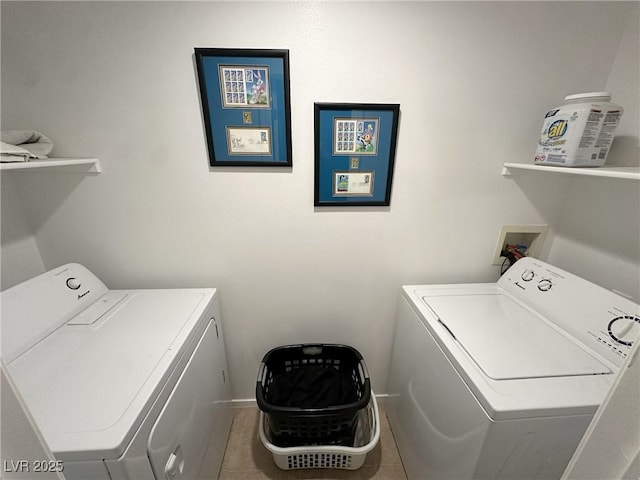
256 344 371 447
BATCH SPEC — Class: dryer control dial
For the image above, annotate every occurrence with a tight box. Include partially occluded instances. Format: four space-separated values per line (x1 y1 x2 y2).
537 279 553 292
66 277 81 290
608 315 640 346
521 270 535 282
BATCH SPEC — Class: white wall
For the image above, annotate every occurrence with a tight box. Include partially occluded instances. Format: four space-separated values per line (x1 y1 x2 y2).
546 5 640 301
1 175 46 290
603 4 640 169
1 1 637 400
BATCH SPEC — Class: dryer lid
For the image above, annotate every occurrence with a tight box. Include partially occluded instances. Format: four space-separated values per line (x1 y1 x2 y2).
7 290 213 460
423 293 611 380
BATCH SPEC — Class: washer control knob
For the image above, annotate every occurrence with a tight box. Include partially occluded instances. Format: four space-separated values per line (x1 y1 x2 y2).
537 279 553 291
608 315 640 346
521 270 535 281
66 277 81 290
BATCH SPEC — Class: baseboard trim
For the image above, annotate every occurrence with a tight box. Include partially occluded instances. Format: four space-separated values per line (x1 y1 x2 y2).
230 398 257 408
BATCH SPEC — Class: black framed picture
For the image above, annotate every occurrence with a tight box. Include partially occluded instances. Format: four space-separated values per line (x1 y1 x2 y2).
314 103 400 206
194 48 292 167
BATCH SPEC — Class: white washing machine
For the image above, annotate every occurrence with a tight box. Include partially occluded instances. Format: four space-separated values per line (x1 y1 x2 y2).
387 257 639 480
1 264 233 480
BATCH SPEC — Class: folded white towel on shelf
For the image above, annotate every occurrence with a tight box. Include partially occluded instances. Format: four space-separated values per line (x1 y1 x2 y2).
0 141 32 162
1 130 54 162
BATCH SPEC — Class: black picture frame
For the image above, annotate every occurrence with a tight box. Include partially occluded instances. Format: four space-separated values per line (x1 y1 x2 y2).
194 48 292 167
314 103 400 206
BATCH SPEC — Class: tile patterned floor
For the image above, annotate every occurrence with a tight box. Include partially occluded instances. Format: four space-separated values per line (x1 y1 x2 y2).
217 402 407 480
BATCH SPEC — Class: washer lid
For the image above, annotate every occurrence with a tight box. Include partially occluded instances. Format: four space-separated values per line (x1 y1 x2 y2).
423 293 611 380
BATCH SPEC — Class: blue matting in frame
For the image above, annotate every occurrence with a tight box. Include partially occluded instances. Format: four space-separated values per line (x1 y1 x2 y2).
195 49 291 166
314 103 400 206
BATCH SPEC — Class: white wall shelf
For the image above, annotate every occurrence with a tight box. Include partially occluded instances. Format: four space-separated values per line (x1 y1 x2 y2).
0 158 101 173
501 162 640 181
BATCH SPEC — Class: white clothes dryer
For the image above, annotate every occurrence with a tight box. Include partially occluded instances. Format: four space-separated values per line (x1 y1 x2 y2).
387 257 639 479
1 264 233 480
